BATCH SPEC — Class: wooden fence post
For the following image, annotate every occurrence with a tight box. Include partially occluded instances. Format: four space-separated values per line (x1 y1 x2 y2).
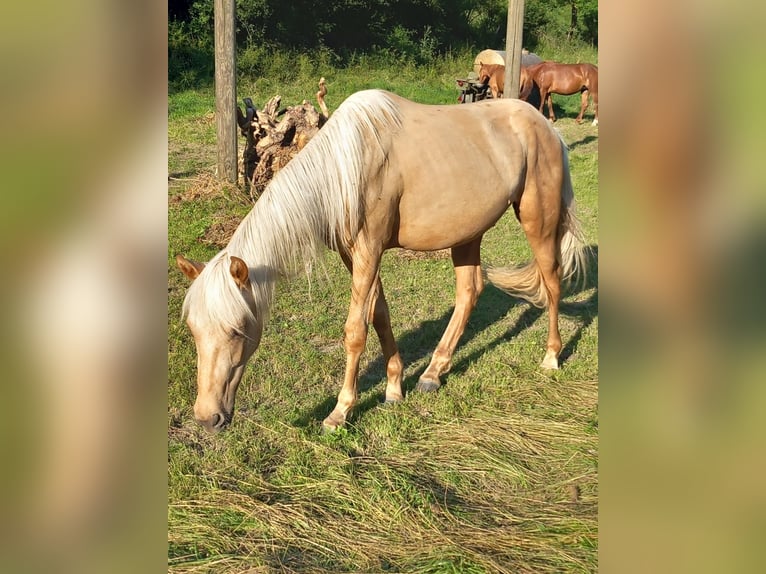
504 0 525 99
214 0 237 183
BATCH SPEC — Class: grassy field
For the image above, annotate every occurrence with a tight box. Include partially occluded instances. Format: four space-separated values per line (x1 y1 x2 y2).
169 49 598 573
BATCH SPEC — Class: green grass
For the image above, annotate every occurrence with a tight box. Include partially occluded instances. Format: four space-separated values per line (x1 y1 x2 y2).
169 48 598 573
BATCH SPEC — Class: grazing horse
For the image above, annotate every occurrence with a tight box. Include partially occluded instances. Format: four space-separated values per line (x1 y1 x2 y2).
523 62 599 125
176 89 587 433
477 62 505 99
478 62 539 103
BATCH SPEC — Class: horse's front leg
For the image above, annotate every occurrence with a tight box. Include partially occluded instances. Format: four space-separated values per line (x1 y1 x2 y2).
339 252 404 405
547 93 556 122
372 285 405 404
323 245 384 432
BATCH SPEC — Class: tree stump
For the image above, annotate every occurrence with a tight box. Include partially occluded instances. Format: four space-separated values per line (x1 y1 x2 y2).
236 79 329 200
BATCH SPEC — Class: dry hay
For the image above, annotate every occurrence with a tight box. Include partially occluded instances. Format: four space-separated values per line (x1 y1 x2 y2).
169 171 227 204
168 405 597 573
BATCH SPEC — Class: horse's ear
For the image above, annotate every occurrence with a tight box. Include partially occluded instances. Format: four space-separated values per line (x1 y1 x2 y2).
229 256 250 290
176 254 205 281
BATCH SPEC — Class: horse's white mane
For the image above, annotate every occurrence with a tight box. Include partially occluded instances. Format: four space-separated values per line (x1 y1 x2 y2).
182 89 403 333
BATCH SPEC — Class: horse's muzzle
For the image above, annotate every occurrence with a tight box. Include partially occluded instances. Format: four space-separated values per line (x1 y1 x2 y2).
196 412 229 433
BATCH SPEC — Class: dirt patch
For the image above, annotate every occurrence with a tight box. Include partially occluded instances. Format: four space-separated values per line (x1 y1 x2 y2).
201 214 243 248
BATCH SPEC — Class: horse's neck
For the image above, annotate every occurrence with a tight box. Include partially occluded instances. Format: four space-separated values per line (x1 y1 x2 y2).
226 183 321 280
221 97 375 277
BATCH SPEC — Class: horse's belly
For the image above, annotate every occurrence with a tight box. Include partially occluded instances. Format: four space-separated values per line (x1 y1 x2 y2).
394 193 511 251
387 102 529 251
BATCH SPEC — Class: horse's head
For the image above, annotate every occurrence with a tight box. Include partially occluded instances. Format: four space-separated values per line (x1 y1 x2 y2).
477 61 490 84
176 254 264 432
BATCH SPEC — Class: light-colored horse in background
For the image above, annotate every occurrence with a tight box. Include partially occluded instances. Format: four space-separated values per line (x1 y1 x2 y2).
522 62 599 125
176 89 587 433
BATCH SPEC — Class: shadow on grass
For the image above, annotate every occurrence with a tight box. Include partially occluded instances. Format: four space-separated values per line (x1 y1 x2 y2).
298 246 598 428
543 98 598 126
568 134 598 151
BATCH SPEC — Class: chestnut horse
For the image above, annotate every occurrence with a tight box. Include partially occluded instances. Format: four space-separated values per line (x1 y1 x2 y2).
478 62 540 104
477 62 506 99
523 62 599 125
176 90 587 433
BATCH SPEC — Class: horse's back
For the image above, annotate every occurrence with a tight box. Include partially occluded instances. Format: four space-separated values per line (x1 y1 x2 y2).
374 94 563 250
533 61 597 93
390 95 558 183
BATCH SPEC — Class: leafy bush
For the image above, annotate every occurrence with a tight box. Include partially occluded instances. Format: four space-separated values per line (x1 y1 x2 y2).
168 0 598 89
169 20 214 91
578 0 598 46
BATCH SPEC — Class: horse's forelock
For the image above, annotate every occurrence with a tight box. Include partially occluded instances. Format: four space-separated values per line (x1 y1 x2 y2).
181 253 259 333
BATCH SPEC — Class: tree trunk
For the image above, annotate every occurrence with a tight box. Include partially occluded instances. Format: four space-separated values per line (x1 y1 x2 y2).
568 1 579 40
237 80 329 200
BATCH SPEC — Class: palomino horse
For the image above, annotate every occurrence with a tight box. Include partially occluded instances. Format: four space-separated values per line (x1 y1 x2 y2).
522 62 599 125
476 62 505 99
176 90 587 433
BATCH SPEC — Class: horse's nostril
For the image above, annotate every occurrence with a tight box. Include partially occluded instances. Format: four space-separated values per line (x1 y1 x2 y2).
194 411 228 433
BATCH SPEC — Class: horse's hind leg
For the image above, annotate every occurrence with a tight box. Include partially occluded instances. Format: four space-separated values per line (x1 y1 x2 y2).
416 240 484 392
592 90 598 126
536 239 563 369
576 89 589 124
520 214 563 369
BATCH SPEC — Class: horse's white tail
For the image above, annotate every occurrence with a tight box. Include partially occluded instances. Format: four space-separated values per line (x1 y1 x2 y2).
484 140 587 308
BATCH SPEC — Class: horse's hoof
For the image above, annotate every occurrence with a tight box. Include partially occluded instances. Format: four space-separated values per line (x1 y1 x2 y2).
382 395 403 405
540 350 559 370
415 379 440 393
322 422 337 434
322 411 346 433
